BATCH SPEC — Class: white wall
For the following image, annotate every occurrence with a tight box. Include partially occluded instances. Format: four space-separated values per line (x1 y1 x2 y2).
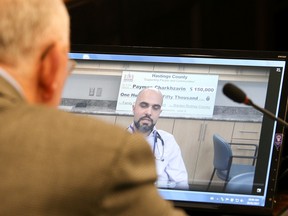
62 74 121 100
215 80 267 107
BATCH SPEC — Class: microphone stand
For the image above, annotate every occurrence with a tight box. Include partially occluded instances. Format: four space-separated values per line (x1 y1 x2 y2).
223 83 288 189
248 99 288 187
248 100 288 128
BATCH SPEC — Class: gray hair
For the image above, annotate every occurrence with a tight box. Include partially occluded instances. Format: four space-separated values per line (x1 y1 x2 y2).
0 0 69 65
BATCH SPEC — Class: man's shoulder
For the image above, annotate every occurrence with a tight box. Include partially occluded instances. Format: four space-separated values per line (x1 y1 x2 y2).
51 108 129 136
17 104 131 143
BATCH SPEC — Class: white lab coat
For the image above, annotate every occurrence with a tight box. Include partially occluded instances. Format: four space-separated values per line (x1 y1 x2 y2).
128 124 188 189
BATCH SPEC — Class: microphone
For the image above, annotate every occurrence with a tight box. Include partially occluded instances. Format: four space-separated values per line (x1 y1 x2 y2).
223 83 288 128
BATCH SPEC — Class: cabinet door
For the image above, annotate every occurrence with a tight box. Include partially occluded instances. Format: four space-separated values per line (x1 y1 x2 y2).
86 114 117 125
193 120 234 182
115 116 134 129
155 118 175 134
172 119 203 183
231 122 261 164
232 122 261 144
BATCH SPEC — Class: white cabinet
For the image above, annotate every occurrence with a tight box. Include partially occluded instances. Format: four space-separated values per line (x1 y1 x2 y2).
230 122 261 164
115 116 133 129
86 114 116 125
173 119 203 183
173 119 234 183
231 122 261 144
192 120 234 183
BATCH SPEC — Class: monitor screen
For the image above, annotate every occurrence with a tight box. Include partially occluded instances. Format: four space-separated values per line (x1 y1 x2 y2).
61 45 288 215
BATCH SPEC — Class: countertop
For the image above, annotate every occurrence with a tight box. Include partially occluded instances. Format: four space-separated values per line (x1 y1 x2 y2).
60 98 263 122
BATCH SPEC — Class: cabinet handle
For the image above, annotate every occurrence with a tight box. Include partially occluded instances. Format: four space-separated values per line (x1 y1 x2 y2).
198 123 206 142
198 124 203 142
201 124 207 141
239 130 259 134
236 147 256 151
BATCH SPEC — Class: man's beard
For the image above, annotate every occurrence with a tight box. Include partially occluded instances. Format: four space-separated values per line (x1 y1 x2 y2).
134 116 155 134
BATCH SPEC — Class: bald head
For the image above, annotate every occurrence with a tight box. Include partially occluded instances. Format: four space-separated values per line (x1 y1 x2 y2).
136 88 164 105
133 88 163 135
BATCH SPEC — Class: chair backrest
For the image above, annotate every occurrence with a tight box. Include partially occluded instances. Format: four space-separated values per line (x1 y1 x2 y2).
213 134 233 170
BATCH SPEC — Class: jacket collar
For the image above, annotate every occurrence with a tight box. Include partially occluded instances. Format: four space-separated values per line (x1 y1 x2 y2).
0 74 25 107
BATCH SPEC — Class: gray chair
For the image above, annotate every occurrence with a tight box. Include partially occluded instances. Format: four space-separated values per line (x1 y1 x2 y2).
225 172 254 194
207 134 258 191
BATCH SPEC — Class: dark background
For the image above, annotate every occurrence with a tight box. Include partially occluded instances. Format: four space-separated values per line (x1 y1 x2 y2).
65 0 288 190
65 0 288 51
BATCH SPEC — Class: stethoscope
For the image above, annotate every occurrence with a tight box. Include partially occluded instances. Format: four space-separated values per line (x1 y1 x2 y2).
153 130 165 162
128 126 165 161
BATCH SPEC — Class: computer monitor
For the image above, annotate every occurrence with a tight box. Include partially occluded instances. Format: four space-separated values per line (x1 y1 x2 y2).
61 45 288 215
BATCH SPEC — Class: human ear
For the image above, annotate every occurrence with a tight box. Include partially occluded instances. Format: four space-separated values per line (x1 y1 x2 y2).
38 44 62 105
